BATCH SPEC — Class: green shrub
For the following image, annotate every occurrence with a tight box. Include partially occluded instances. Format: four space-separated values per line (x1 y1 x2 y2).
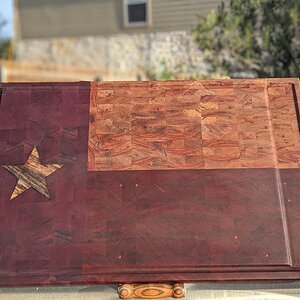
193 0 300 77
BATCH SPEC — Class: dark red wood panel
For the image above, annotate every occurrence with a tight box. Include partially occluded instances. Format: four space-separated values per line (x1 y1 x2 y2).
84 169 290 268
0 82 90 286
0 80 300 287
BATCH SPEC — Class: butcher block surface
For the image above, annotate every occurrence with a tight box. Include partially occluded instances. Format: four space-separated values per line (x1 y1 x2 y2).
89 80 300 170
0 79 300 286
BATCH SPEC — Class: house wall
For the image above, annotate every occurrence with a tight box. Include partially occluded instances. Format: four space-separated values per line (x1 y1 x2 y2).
18 0 227 39
15 31 209 80
15 0 227 80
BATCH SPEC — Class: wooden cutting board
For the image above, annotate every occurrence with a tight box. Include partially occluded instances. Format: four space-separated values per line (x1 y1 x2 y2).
0 79 300 288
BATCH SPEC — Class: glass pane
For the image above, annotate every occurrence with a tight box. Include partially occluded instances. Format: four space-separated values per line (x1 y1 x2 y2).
128 3 147 23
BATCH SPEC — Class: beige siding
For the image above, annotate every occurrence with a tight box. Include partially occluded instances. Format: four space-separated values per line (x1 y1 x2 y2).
18 0 227 39
152 0 225 31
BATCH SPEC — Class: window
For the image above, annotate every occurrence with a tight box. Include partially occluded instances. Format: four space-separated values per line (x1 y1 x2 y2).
124 0 151 27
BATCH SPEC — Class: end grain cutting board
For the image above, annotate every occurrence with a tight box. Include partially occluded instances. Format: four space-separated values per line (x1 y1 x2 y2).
0 79 300 293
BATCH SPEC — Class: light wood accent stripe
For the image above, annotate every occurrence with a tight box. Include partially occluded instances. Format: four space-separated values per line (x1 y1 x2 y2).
88 79 300 171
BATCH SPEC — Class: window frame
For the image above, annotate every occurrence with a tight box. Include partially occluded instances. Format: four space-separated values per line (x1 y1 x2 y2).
123 0 152 28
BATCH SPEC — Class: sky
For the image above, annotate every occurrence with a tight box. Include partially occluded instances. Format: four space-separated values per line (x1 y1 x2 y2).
0 0 13 38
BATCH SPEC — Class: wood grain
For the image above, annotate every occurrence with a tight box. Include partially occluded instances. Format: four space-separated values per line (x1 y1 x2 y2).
88 79 300 171
3 146 63 200
118 283 185 299
1 80 300 288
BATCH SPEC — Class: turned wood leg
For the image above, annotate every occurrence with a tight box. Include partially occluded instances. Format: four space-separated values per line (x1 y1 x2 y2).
118 283 185 299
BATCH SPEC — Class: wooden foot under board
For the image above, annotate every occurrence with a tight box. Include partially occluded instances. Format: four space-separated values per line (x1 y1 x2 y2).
118 283 185 299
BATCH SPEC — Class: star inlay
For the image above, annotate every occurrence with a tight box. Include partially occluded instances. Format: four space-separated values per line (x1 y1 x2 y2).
3 147 63 200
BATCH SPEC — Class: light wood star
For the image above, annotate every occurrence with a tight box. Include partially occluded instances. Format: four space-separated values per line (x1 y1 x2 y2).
3 147 63 200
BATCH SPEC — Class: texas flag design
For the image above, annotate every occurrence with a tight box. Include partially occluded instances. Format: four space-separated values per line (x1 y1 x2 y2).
0 79 300 286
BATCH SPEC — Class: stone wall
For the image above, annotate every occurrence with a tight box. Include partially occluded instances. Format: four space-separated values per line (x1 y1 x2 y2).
15 31 209 81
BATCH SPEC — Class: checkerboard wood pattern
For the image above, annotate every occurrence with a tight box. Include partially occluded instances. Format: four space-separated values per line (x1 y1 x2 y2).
88 79 300 171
